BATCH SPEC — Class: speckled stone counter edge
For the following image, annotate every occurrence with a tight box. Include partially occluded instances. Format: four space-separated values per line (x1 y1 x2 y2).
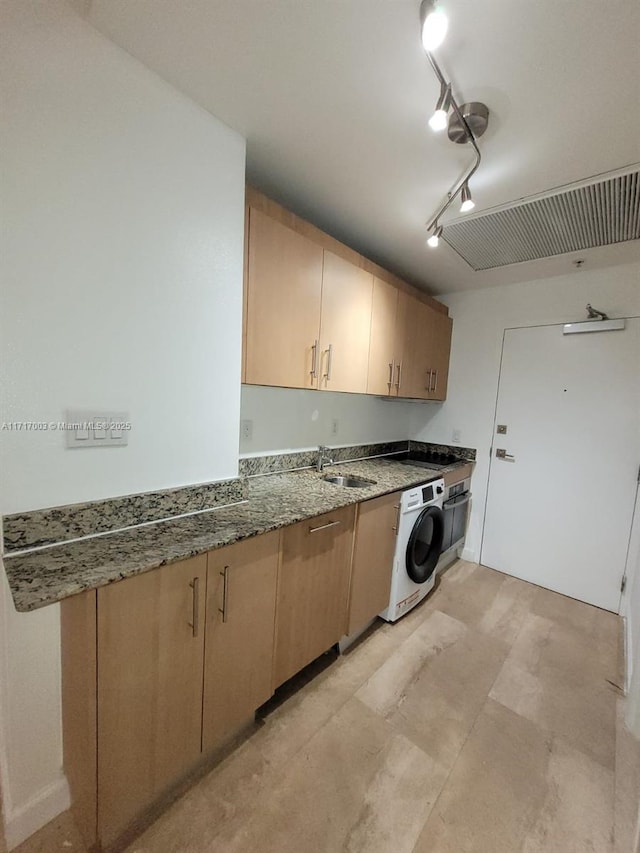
2 477 248 553
4 440 476 554
4 455 476 613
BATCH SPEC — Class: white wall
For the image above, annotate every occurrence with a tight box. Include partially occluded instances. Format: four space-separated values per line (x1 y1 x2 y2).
240 385 422 455
0 2 245 846
410 260 640 566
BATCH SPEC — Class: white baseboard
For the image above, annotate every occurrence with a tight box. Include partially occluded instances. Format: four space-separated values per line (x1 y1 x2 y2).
460 546 479 563
624 613 633 694
4 773 70 850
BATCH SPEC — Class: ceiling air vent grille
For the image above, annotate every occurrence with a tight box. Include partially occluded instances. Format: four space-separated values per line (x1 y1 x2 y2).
442 168 640 270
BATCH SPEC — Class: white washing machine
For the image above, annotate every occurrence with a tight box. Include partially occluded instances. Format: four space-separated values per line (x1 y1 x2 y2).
380 478 445 622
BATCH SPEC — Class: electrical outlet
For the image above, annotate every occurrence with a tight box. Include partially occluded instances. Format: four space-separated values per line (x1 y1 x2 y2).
241 419 253 441
331 418 339 436
452 429 462 444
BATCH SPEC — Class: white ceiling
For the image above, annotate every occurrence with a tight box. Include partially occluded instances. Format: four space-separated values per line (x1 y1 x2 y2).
86 0 640 295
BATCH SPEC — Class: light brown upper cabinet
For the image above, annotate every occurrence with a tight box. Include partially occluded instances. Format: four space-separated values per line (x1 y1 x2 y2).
245 208 323 389
367 283 415 398
400 299 453 401
393 290 415 398
243 191 453 401
202 532 279 754
367 277 399 395
428 310 453 401
406 297 435 400
318 251 373 393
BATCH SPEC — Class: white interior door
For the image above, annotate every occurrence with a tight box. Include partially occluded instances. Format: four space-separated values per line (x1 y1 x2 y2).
481 320 640 612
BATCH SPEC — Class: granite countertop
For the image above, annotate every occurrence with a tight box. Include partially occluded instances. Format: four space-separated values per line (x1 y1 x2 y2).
4 458 470 613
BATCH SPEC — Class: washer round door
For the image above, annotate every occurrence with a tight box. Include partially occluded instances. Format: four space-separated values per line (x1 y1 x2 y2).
405 505 445 584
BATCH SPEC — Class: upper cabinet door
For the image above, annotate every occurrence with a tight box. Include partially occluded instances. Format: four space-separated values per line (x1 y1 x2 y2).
429 310 453 400
318 251 373 394
407 298 435 400
245 208 323 389
367 277 398 396
393 290 413 397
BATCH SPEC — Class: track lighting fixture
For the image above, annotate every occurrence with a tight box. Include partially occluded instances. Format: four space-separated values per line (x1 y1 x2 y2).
420 0 448 51
427 225 443 248
428 82 451 131
420 2 490 247
460 182 475 212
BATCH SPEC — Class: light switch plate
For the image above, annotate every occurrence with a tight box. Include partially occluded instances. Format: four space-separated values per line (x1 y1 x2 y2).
241 419 253 441
452 429 461 444
65 410 130 448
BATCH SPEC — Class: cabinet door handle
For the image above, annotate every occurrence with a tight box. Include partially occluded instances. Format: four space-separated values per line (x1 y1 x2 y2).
388 361 394 388
218 565 229 623
395 361 402 390
310 339 319 380
324 343 333 381
309 520 341 534
431 370 438 392
392 504 401 534
189 577 200 638
425 369 433 391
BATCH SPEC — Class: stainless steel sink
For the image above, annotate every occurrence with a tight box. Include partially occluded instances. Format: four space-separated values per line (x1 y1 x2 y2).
322 475 376 488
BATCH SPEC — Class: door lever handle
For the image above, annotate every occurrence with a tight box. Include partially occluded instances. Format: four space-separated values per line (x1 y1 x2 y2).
495 448 516 462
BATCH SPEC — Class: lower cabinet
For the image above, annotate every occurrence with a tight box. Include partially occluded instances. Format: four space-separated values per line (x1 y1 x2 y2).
97 554 207 846
347 491 400 635
202 531 279 753
274 505 355 687
62 533 280 850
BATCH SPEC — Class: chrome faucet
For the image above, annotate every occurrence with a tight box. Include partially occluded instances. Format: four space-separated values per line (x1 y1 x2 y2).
316 445 334 473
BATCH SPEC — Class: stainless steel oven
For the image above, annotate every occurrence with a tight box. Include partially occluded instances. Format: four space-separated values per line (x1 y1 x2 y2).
438 476 471 570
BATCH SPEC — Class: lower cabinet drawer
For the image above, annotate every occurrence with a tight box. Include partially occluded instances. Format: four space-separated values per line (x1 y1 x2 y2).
274 504 355 687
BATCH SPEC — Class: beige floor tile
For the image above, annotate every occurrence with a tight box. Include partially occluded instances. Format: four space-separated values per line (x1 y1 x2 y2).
425 564 506 628
521 736 615 853
428 564 535 646
530 584 619 649
413 699 552 853
507 609 619 689
476 574 539 645
12 812 86 853
490 607 618 770
385 627 510 770
490 655 617 770
614 698 640 853
200 698 447 853
356 610 468 718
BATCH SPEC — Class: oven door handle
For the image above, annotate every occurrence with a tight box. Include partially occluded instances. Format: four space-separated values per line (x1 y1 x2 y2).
443 493 471 509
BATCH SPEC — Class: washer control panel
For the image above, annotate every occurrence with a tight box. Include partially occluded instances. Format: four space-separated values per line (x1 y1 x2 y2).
401 478 445 513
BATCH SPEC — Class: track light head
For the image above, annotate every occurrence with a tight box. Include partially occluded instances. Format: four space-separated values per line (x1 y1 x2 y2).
460 182 475 212
420 0 448 51
428 83 451 131
427 224 443 248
